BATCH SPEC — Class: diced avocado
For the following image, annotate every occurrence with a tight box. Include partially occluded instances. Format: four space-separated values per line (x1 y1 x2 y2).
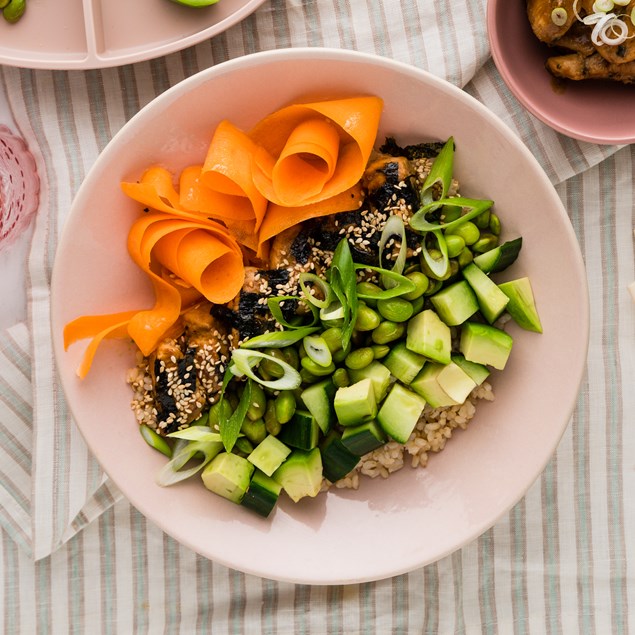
383 342 426 385
241 469 282 518
429 280 480 326
498 277 543 333
348 361 392 401
459 321 513 370
472 237 522 274
410 363 460 408
320 431 360 483
333 378 378 427
377 383 427 444
247 434 292 476
278 410 320 451
406 309 452 365
461 263 509 324
201 452 254 504
272 448 323 503
451 354 490 386
436 361 477 404
300 378 336 434
341 419 388 455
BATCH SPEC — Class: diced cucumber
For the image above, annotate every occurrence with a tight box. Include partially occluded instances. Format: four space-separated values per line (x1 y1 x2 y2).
459 321 513 370
333 378 378 427
278 409 320 451
273 448 323 503
341 420 388 455
410 363 460 408
472 237 522 273
498 277 543 333
241 469 282 517
347 361 392 401
377 383 427 444
383 341 427 385
436 361 477 404
300 378 336 434
201 452 254 504
461 263 509 324
429 280 479 326
247 434 292 476
406 309 452 365
451 354 490 386
320 431 360 483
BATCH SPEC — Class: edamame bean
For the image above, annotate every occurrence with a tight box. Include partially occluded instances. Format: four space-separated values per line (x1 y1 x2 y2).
301 356 336 376
247 382 267 421
0 0 10 8
376 297 414 322
456 247 474 269
241 417 267 444
274 391 296 424
208 399 233 428
444 234 466 259
3 0 24 23
371 321 405 344
234 436 255 456
472 233 499 253
356 281 382 307
282 345 300 370
139 424 173 458
300 367 320 384
446 221 480 245
423 278 443 296
332 344 352 364
192 410 210 426
332 367 350 388
321 327 344 353
355 303 381 331
372 344 390 359
261 348 287 378
489 212 501 236
264 401 282 436
410 295 425 316
402 270 429 300
344 347 375 370
474 209 491 229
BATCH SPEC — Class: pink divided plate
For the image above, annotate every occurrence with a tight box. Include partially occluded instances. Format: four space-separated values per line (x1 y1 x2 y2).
0 0 266 70
487 0 635 145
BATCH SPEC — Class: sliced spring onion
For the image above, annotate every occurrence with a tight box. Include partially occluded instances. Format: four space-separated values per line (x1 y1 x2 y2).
599 17 629 44
378 214 408 289
320 300 345 321
327 239 358 349
409 196 493 233
354 265 417 299
593 0 614 12
155 437 222 486
302 334 333 367
230 349 302 391
551 7 568 26
167 426 221 442
267 295 319 328
420 230 450 279
220 378 253 451
299 272 333 309
419 137 455 205
140 424 173 458
613 0 630 5
240 325 319 349
590 13 621 44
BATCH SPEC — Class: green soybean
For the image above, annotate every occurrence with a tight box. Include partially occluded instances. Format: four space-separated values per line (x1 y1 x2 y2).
423 278 443 296
247 382 267 421
301 356 336 376
274 391 296 424
241 417 267 445
332 367 351 388
140 424 173 458
410 295 425 316
489 212 501 236
356 281 382 306
344 347 375 370
456 247 474 269
355 303 381 331
444 234 466 259
208 399 233 429
402 271 429 300
446 221 480 246
376 297 414 322
372 344 390 359
3 0 25 23
472 233 499 253
332 344 352 364
321 326 344 353
474 209 491 229
264 401 282 436
371 320 405 344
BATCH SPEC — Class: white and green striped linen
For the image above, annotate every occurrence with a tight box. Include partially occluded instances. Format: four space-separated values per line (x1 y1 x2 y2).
0 0 633 631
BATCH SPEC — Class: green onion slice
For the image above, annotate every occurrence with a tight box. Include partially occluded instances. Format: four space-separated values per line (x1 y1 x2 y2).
167 426 221 442
378 214 408 288
299 272 333 309
267 295 319 329
230 349 302 391
327 239 358 349
302 334 333 367
551 7 568 26
220 378 253 452
320 300 345 321
140 424 173 458
409 196 493 233
240 325 320 349
155 437 223 486
420 137 455 205
421 229 450 279
354 265 417 299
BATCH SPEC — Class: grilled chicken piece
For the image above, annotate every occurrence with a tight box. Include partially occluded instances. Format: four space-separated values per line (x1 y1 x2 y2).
527 0 577 43
552 20 595 57
547 51 635 82
361 155 419 211
269 225 304 269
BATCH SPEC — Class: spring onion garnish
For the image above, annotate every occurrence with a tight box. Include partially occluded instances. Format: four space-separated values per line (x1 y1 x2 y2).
593 0 614 12
354 265 417 299
573 0 634 46
378 213 408 289
140 424 173 458
302 334 333 367
551 7 569 26
327 239 358 349
419 137 454 206
167 426 221 442
613 0 630 5
267 295 319 329
155 436 223 486
299 272 333 309
230 349 302 391
421 229 450 279
219 378 254 451
240 325 319 349
320 300 345 321
410 196 493 234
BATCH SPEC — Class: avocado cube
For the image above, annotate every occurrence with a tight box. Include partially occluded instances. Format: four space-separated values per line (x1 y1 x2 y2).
406 309 452 365
459 322 513 370
383 342 427 385
436 361 477 404
202 452 254 504
377 383 427 444
410 363 460 408
272 448 323 503
333 378 378 427
348 361 392 401
498 277 543 333
462 263 509 324
247 434 292 477
429 280 480 326
451 354 490 386
301 379 336 434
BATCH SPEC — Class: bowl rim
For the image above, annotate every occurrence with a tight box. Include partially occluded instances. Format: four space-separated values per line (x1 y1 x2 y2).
51 47 590 583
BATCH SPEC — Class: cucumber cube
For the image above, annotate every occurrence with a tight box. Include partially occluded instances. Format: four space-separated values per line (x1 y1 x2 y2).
341 420 388 455
498 277 543 333
410 363 460 408
459 322 513 370
461 264 509 324
300 379 336 434
247 434 292 476
429 280 480 326
436 361 477 404
383 342 427 385
273 448 323 503
320 431 360 483
377 383 427 444
348 361 392 401
406 309 451 365
241 469 282 518
333 378 378 427
278 410 320 451
202 452 254 504
451 354 490 386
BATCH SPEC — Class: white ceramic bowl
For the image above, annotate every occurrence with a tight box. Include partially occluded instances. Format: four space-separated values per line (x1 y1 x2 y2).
51 48 589 584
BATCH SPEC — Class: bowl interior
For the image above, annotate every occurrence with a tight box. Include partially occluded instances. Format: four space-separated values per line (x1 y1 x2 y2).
51 49 589 584
487 0 635 144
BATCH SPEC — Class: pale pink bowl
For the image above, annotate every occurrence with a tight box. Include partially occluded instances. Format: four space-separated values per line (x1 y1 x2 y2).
488 0 635 144
51 48 589 584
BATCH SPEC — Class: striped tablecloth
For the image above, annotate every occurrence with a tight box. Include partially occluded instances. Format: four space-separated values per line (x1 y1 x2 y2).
0 0 633 632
